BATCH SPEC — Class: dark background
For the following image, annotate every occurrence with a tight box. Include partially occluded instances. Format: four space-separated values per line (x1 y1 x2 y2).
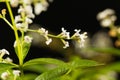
0 0 120 63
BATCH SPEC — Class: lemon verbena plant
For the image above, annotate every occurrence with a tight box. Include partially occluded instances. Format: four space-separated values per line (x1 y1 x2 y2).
0 0 101 80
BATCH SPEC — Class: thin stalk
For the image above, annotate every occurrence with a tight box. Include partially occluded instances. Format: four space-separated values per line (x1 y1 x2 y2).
5 1 23 65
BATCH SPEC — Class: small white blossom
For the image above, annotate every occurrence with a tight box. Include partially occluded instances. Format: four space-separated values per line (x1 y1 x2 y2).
25 17 33 24
24 36 33 43
10 0 19 7
16 23 23 29
46 38 52 45
5 57 13 63
97 9 115 20
38 28 48 35
0 49 9 56
13 70 20 76
13 41 17 47
74 29 87 48
61 27 70 39
1 72 9 80
34 3 44 15
74 29 81 37
110 15 117 21
104 9 115 16
18 6 25 13
79 32 87 47
24 5 35 19
63 41 69 49
15 15 22 23
100 19 112 27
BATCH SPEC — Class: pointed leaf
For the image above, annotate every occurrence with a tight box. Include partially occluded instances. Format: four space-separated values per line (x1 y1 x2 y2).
0 63 18 73
68 59 103 69
35 66 69 80
22 42 31 60
23 58 67 67
88 47 120 56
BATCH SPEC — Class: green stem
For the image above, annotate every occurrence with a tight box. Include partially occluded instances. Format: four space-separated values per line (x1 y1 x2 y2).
2 17 14 29
5 1 23 66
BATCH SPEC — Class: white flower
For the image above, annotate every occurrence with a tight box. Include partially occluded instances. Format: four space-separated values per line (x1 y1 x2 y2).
74 29 81 37
1 72 9 80
16 23 23 29
13 70 20 76
0 49 9 56
100 18 112 27
24 36 33 43
10 0 19 7
15 15 22 23
63 41 69 49
34 3 44 15
104 9 115 16
46 38 52 45
25 17 33 24
110 15 117 22
61 27 70 39
18 6 25 13
79 32 87 47
38 28 48 35
97 9 115 20
24 5 35 19
5 57 13 63
74 29 87 48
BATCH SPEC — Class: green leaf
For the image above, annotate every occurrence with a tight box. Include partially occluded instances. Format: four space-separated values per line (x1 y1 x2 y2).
88 47 120 56
14 38 31 61
102 62 120 72
22 42 31 60
23 58 67 67
35 66 69 80
0 63 17 73
23 64 50 73
22 74 38 80
68 59 103 69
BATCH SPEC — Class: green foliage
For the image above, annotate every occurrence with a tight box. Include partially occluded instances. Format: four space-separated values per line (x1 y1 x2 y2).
0 63 18 72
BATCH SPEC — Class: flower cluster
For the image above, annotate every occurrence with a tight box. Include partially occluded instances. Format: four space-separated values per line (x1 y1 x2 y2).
1 70 20 80
97 9 117 27
12 0 49 32
97 9 120 47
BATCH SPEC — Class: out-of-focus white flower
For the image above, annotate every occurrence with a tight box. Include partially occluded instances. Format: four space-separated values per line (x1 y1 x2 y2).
16 23 23 29
15 15 22 23
24 5 35 19
1 72 9 80
18 6 25 13
13 70 20 76
5 57 13 63
63 41 69 48
104 9 115 16
46 38 52 45
0 49 10 56
25 17 33 24
34 3 44 15
61 27 70 39
110 15 117 22
24 36 33 43
10 0 19 7
100 19 112 27
97 9 115 20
